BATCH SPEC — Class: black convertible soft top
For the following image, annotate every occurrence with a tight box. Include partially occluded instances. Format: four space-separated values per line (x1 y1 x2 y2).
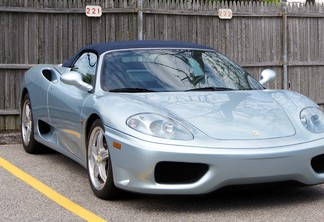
62 40 213 67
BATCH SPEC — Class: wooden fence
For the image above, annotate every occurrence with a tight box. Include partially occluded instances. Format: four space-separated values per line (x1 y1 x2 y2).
0 0 324 130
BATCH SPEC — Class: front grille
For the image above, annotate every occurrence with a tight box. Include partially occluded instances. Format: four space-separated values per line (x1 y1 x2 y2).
311 154 324 173
154 161 208 184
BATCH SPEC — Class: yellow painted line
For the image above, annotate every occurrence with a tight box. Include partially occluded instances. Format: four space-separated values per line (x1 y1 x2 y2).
0 157 106 222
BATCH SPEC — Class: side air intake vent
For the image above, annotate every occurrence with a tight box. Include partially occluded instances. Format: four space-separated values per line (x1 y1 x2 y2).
42 69 57 82
38 120 51 135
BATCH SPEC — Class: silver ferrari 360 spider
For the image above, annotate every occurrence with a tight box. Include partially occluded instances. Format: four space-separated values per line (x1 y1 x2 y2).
21 40 324 199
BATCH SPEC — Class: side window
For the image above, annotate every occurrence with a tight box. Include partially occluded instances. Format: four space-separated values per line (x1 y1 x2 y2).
71 52 97 84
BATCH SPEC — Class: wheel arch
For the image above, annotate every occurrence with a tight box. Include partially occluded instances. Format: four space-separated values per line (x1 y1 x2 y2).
20 88 29 109
85 113 102 146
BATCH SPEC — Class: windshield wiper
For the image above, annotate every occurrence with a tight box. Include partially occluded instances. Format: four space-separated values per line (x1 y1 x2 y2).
185 87 235 92
109 88 157 93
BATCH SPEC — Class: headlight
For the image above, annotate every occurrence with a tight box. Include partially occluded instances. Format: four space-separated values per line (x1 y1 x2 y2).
300 107 324 133
126 113 193 140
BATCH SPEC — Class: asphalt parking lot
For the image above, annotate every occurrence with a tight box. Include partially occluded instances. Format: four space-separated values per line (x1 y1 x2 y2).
2 143 324 222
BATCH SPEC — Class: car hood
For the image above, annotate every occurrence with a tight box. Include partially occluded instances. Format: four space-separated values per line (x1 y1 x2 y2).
127 90 296 140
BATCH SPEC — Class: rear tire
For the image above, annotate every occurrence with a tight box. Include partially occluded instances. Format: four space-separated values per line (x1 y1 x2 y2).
21 93 42 154
87 119 123 200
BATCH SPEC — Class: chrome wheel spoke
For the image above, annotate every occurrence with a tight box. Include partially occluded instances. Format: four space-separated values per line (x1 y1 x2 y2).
26 105 31 119
91 144 98 160
101 150 109 161
97 130 108 181
98 163 107 182
93 163 99 178
22 101 32 145
97 130 104 150
25 126 31 142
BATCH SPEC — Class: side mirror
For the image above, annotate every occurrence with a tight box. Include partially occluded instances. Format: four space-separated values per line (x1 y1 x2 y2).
61 71 93 92
259 69 277 86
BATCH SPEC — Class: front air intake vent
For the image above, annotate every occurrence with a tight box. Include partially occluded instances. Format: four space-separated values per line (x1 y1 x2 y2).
311 154 324 173
154 161 208 184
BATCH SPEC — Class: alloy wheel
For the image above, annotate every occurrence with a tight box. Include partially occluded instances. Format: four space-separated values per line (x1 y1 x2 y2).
88 126 109 190
22 99 32 146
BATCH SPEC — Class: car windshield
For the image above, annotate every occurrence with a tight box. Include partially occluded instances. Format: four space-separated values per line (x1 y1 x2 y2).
101 49 263 92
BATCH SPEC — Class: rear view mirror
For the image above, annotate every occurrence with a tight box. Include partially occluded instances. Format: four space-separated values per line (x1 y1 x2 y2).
61 71 93 92
259 69 277 86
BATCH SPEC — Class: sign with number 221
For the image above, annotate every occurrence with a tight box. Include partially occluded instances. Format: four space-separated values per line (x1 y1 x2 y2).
86 5 102 17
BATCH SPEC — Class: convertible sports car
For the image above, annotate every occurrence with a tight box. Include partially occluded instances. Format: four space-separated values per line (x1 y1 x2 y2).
21 40 324 199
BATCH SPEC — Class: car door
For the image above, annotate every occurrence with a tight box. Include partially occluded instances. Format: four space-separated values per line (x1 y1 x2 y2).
47 52 98 158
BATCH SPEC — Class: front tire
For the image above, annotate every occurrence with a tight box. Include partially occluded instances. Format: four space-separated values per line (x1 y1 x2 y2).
87 119 122 200
21 93 42 154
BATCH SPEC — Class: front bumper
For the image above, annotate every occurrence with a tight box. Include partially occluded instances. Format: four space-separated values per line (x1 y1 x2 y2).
105 128 324 195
